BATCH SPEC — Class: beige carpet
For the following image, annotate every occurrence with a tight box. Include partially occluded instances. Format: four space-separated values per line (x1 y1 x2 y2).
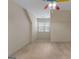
14 41 71 59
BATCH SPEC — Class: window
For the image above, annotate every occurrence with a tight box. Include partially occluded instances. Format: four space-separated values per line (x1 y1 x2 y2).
38 22 50 32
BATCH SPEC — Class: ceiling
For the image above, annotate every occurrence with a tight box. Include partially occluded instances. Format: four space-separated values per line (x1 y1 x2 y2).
16 0 71 18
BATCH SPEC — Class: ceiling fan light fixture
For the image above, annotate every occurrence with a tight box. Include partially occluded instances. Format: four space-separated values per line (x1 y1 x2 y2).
52 1 57 9
48 3 53 8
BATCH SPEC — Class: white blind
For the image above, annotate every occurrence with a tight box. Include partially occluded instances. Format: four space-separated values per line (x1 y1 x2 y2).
38 22 50 32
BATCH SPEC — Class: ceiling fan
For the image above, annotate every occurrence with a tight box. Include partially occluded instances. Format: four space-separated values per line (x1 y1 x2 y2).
43 0 69 10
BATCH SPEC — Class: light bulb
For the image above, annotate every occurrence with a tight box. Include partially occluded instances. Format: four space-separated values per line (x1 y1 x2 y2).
48 3 53 7
53 1 57 9
48 3 53 10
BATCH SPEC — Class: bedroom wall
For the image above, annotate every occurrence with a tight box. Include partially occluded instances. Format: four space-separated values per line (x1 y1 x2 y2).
50 10 71 42
8 0 32 56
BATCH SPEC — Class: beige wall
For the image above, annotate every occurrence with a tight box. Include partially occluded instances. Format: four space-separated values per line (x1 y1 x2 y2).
50 10 71 42
8 0 32 56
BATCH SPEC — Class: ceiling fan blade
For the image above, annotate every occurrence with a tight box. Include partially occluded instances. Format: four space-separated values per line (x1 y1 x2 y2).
56 5 60 10
44 4 48 9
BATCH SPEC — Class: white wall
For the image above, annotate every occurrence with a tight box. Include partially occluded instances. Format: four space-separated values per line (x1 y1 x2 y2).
37 32 50 40
28 12 37 41
50 10 71 42
8 0 32 56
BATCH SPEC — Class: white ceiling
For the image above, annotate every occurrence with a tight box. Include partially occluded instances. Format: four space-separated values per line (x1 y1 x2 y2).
16 0 71 18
